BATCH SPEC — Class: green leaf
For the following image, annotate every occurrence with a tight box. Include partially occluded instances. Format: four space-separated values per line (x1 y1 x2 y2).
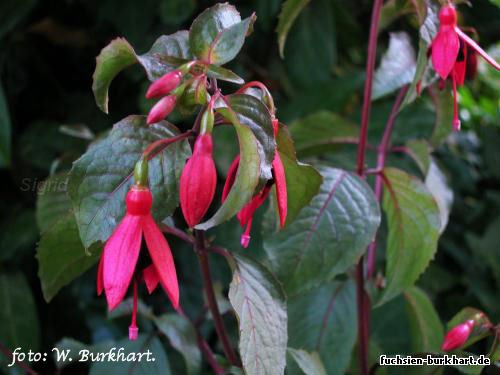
288 111 359 156
403 287 444 352
275 124 322 225
228 253 287 375
372 32 416 100
189 3 255 65
35 173 72 233
0 84 11 167
0 272 40 353
93 32 192 113
54 338 89 369
377 167 441 305
69 116 190 248
206 64 244 84
425 160 453 234
405 139 431 176
276 0 312 58
196 95 275 230
89 335 171 374
264 166 380 295
92 38 138 113
288 349 327 375
431 88 454 146
154 314 201 375
288 280 357 375
0 0 36 39
37 214 101 302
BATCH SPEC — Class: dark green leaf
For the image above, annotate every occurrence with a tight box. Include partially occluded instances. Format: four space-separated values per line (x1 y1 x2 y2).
0 0 36 39
372 32 416 100
89 335 171 374
189 4 255 65
0 84 11 167
431 88 454 146
288 111 359 156
276 0 312 57
154 314 201 375
228 253 287 375
403 287 443 352
425 160 453 234
377 167 440 305
196 95 275 230
0 272 40 353
288 280 357 375
69 116 190 248
275 124 322 226
405 139 431 176
206 65 244 84
35 173 72 233
288 349 327 375
0 209 38 261
264 166 380 295
37 214 101 302
93 33 192 113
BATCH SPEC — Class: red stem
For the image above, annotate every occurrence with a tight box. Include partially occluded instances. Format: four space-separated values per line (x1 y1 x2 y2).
143 131 193 160
366 85 409 279
354 0 384 374
356 0 384 177
194 230 240 366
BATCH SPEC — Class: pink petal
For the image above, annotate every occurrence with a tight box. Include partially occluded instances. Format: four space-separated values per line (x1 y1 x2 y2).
143 215 179 309
453 44 467 86
103 214 143 310
143 264 160 294
222 155 240 203
431 27 460 80
456 27 500 71
97 253 104 295
272 151 288 228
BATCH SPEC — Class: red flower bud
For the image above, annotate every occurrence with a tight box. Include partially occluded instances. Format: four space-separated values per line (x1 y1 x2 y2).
147 95 177 125
146 70 183 99
441 320 474 352
180 134 217 227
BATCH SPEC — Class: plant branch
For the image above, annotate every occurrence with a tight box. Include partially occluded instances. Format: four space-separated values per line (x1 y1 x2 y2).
354 0 384 374
143 130 193 160
194 230 240 366
366 85 409 279
0 341 39 375
160 224 194 245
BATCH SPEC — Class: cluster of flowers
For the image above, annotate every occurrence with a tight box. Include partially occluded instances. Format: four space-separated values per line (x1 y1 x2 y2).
97 66 287 340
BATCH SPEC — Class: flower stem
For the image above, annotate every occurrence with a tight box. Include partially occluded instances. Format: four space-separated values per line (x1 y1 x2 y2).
366 85 409 279
194 230 240 366
143 130 193 160
354 0 384 374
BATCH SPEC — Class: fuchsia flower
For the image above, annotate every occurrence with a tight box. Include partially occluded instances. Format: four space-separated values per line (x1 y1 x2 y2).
223 119 288 248
146 70 183 99
97 184 179 340
180 106 217 227
430 4 499 131
147 95 177 125
441 320 474 351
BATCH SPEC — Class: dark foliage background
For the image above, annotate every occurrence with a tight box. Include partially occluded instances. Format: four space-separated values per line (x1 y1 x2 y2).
0 0 498 374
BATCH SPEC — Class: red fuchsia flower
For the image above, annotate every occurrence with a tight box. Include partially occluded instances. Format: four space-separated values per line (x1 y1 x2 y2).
222 118 287 248
441 320 474 351
180 106 217 227
97 181 179 340
146 70 183 99
430 4 499 131
147 95 177 125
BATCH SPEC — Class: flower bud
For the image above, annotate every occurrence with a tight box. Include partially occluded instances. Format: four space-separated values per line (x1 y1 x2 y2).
146 70 183 99
441 320 474 352
180 134 217 227
147 95 177 125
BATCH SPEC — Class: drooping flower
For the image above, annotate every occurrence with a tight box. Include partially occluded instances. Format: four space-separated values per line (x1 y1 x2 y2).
180 107 217 227
430 4 499 131
441 320 474 352
222 118 287 248
147 95 177 125
97 169 179 340
146 70 183 99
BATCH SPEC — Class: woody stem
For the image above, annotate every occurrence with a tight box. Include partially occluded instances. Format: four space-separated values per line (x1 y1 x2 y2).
194 230 240 366
354 0 384 374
